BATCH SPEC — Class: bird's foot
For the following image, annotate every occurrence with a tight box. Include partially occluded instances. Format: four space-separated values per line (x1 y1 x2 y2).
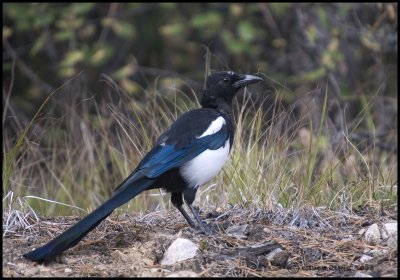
195 221 212 235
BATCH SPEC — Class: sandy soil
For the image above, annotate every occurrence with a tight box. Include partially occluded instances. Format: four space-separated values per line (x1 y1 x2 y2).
3 206 397 277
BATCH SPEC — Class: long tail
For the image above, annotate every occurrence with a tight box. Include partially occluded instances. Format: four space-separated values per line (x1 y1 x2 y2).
24 173 154 262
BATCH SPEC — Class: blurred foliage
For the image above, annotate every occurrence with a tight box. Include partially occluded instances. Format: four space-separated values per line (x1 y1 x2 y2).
3 3 397 137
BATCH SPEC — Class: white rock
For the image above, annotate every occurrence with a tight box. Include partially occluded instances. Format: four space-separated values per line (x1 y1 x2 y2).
369 249 388 257
112 250 129 262
16 263 27 270
263 228 272 234
22 267 39 276
150 268 160 273
63 257 77 265
166 271 199 277
383 222 398 234
359 254 373 263
97 264 107 271
354 271 372 278
64 268 73 275
364 224 381 244
161 238 198 265
383 222 397 237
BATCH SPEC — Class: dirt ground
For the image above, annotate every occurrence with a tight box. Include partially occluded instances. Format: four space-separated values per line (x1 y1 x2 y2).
3 206 397 277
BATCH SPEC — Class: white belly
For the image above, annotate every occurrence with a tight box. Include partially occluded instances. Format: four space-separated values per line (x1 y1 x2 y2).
180 139 230 188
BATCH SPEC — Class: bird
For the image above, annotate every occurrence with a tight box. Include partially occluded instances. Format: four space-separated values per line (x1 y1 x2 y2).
23 70 263 262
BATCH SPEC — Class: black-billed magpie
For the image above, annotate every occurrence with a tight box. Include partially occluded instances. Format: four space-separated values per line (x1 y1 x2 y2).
23 71 262 262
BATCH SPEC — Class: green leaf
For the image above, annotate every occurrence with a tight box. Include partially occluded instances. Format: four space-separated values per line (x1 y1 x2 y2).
30 34 47 56
54 30 73 41
222 31 246 55
269 3 291 16
90 45 113 66
69 3 95 15
59 67 76 78
121 78 140 94
33 12 54 28
360 32 380 52
229 4 244 16
301 67 326 82
61 50 85 67
113 63 136 80
110 20 136 39
190 12 222 29
237 21 256 42
3 26 13 40
159 3 176 10
160 23 184 37
306 24 318 44
56 16 84 30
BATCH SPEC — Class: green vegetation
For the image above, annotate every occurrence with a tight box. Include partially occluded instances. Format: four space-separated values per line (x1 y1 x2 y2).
3 3 397 216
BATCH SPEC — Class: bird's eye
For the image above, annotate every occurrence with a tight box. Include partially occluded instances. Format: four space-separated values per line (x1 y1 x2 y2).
223 77 230 84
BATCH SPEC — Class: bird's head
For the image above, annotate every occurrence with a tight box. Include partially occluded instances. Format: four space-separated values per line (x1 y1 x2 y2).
201 71 263 109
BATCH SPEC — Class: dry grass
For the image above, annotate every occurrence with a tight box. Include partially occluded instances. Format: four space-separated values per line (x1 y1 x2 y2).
3 72 397 217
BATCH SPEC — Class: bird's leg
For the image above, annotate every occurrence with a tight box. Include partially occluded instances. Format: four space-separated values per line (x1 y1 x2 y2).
187 203 211 234
171 192 197 229
177 206 197 229
183 188 212 234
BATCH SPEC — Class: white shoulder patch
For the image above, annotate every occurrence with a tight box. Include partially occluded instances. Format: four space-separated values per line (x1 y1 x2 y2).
180 139 230 188
198 116 226 138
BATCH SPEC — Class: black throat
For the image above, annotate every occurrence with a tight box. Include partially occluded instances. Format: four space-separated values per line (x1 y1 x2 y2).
200 91 234 120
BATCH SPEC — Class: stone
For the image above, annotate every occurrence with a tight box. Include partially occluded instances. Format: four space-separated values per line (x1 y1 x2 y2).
161 238 198 265
263 227 272 234
112 250 129 262
363 224 381 244
381 222 397 239
64 268 73 275
22 267 39 276
166 271 199 277
354 271 372 278
359 254 373 263
266 248 283 260
226 224 248 239
267 249 290 267
369 249 388 257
